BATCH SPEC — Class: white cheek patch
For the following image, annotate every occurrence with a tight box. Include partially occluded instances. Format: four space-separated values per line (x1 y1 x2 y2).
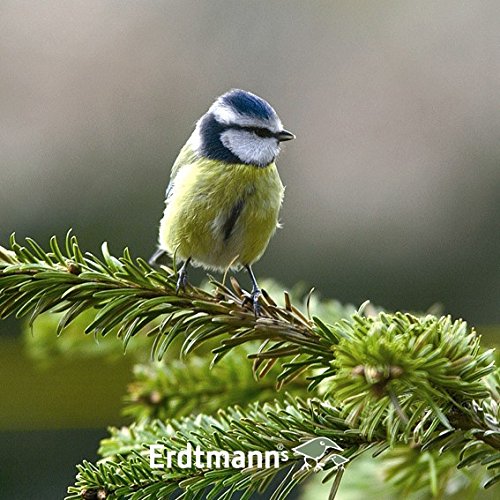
220 129 280 166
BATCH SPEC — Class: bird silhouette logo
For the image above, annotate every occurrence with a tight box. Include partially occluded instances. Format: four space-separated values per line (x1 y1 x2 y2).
292 437 348 471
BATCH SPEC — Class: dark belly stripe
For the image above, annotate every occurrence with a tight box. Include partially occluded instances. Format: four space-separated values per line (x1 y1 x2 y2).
222 199 245 241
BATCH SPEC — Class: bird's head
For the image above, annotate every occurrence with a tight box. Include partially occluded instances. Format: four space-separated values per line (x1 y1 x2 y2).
319 438 343 452
292 437 344 459
190 89 295 167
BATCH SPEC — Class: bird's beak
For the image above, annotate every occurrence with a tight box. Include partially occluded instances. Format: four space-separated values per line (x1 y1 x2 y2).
327 443 344 451
277 129 295 142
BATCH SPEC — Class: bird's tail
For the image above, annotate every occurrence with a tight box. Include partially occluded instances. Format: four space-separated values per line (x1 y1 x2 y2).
149 248 167 266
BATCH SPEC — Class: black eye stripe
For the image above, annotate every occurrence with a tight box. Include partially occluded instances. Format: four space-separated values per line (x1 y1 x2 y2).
229 125 277 138
252 127 274 138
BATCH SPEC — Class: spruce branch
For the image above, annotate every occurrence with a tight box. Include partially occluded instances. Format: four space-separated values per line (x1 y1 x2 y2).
324 313 497 444
67 397 362 500
0 233 333 386
67 393 499 499
382 446 488 497
1 233 499 498
123 346 308 421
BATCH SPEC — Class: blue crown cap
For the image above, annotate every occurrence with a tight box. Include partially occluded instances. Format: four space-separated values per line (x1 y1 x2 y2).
221 89 276 120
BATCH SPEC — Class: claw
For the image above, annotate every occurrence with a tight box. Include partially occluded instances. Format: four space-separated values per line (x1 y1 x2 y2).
250 288 261 316
175 257 191 294
176 268 188 294
241 287 261 316
244 265 261 316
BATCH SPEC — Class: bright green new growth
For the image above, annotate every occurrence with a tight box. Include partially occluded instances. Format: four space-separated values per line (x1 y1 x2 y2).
0 233 498 499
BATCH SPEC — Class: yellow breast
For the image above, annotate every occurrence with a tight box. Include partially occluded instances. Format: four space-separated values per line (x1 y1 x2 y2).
159 153 284 270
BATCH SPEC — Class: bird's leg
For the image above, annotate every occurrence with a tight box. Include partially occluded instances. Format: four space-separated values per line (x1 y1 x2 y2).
176 257 191 294
244 265 261 316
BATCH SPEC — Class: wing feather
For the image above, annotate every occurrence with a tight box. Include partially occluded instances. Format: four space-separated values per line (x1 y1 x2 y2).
165 144 198 201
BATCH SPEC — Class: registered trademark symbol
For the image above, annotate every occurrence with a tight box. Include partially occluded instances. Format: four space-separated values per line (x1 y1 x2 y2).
276 443 284 450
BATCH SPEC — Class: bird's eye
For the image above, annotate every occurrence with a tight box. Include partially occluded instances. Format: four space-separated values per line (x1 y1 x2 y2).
320 441 325 445
252 127 274 138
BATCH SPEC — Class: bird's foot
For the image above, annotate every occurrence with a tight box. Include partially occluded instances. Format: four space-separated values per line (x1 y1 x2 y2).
176 267 188 294
242 287 261 316
300 460 312 471
250 287 261 316
313 462 325 472
175 258 191 294
243 265 261 316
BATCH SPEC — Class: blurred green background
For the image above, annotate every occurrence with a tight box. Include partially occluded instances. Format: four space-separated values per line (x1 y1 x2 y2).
0 1 499 498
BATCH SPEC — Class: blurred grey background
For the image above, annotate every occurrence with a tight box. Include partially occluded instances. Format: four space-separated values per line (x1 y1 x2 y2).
0 1 499 497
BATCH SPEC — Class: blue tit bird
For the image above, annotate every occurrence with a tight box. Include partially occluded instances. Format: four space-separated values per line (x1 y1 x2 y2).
292 437 345 471
150 89 294 314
